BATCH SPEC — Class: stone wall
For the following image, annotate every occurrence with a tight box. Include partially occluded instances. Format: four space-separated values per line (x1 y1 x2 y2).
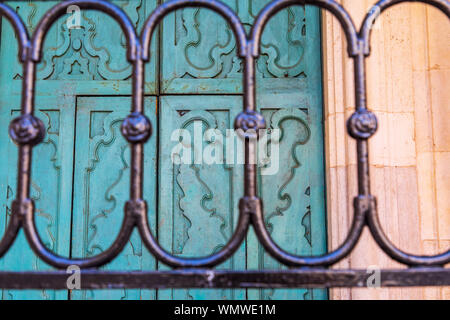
322 0 449 299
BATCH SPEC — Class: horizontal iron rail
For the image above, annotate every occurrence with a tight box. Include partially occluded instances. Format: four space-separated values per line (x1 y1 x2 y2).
0 0 448 290
0 269 448 289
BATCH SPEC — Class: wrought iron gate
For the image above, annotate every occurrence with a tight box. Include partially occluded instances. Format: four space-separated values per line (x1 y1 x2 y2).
0 0 448 290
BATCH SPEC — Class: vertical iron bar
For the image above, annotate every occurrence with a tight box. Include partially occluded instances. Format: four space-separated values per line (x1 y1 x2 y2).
243 47 257 198
17 60 37 201
354 49 371 196
130 57 145 200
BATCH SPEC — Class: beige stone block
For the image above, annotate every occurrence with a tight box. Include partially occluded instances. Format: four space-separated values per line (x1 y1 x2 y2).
325 115 357 168
430 69 450 152
435 153 450 239
337 166 352 242
371 167 398 247
423 287 441 300
365 3 417 114
370 112 417 167
325 114 345 168
322 16 345 117
343 0 371 28
394 167 421 253
364 3 387 114
322 0 448 300
423 240 441 256
426 7 450 71
410 4 430 72
401 287 422 300
366 47 387 113
327 165 357 249
326 167 339 247
330 288 351 300
383 6 414 114
413 70 434 153
336 113 350 167
423 286 441 300
346 163 359 211
324 116 335 170
416 152 438 240
440 240 450 253
327 122 354 167
346 134 357 167
370 167 420 253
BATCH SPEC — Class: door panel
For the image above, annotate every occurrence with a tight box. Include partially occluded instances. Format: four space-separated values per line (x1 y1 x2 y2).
161 1 327 300
0 96 75 300
0 0 159 300
161 0 318 94
70 96 157 300
158 96 245 300
2 0 158 96
247 93 327 300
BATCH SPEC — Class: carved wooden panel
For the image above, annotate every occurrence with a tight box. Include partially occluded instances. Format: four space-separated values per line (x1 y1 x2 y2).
0 96 75 300
161 0 318 94
4 0 158 94
158 96 245 300
71 96 157 300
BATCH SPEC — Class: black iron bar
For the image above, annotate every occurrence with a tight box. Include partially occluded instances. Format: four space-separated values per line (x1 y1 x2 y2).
0 0 447 289
0 269 448 289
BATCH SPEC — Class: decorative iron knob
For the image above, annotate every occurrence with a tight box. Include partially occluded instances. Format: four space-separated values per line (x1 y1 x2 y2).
9 114 45 146
234 111 266 139
121 112 152 143
347 110 378 139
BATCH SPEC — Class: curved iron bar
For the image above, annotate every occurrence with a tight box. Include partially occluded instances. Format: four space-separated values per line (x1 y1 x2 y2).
366 205 450 266
0 3 29 62
0 210 21 259
30 0 139 62
250 196 367 267
137 0 251 268
14 0 139 269
246 0 365 267
360 0 450 266
361 0 450 55
134 199 251 268
250 0 360 57
141 0 247 61
0 4 30 258
23 200 136 269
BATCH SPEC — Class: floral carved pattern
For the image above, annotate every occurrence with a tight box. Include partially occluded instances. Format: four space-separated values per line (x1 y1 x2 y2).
84 115 129 257
13 0 144 80
172 111 230 257
170 0 307 81
264 110 311 241
260 108 312 300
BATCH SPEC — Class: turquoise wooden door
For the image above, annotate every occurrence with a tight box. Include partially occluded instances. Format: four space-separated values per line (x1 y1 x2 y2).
159 0 327 300
0 0 327 300
0 0 159 300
